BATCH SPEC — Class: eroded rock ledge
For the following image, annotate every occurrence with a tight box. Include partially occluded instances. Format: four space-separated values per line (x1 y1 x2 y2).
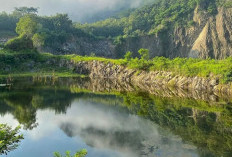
59 60 232 96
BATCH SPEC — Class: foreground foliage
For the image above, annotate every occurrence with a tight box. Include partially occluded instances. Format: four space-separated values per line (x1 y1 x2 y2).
0 124 23 155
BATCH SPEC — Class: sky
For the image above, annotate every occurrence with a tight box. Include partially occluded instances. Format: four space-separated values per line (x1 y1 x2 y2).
0 0 155 22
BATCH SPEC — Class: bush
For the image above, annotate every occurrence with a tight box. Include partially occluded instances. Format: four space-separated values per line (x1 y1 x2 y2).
4 35 34 51
124 51 133 61
138 48 149 60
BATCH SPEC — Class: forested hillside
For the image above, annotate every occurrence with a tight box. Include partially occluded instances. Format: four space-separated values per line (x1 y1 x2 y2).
75 0 232 59
0 7 92 53
0 0 232 58
76 0 231 38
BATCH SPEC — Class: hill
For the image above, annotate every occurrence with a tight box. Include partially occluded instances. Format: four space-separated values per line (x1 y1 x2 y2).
0 0 232 59
75 0 232 59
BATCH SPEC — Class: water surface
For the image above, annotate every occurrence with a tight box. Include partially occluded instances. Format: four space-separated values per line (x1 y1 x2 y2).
0 77 231 157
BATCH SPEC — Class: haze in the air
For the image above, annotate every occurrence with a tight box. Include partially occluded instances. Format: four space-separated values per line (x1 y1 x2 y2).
0 0 155 22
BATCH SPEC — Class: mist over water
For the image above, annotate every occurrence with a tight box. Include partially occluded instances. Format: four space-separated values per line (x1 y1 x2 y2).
0 0 156 22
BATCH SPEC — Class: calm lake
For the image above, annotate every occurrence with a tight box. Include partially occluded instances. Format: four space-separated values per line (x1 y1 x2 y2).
0 77 232 157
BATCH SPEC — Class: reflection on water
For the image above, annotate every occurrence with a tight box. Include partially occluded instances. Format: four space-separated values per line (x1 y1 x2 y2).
0 77 232 157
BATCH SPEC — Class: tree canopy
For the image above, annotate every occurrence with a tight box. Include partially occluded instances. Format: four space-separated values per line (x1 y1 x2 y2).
13 7 38 17
76 0 230 38
16 15 39 37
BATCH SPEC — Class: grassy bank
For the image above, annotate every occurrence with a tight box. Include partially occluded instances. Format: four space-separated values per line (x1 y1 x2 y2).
127 57 232 83
1 49 232 84
70 54 232 84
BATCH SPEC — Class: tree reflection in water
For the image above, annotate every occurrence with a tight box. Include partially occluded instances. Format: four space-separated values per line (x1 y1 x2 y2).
0 77 232 157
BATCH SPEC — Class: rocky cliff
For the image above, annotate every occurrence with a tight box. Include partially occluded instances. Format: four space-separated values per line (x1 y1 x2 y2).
47 6 232 59
42 37 116 57
116 6 232 59
190 7 232 59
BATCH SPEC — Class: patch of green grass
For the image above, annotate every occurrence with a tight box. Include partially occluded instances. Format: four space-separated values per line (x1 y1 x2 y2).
124 57 232 84
69 55 126 65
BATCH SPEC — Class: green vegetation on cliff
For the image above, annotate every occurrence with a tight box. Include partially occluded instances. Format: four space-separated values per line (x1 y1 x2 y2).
0 7 91 52
1 1 232 83
1 48 232 84
76 0 231 38
1 0 231 51
126 54 232 83
70 48 232 84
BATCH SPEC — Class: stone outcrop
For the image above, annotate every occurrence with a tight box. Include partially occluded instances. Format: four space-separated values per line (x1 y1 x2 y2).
59 60 232 96
42 37 116 58
190 7 232 59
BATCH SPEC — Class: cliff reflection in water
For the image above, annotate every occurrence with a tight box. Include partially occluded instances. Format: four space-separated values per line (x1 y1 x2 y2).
0 77 232 157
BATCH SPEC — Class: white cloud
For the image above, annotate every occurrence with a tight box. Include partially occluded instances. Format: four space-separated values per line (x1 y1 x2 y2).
0 99 198 157
0 113 19 128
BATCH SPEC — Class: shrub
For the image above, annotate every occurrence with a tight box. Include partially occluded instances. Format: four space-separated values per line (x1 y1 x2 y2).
4 35 34 51
138 48 149 60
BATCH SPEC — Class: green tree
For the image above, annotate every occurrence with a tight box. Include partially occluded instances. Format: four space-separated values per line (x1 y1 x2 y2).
13 7 38 17
51 14 72 32
32 33 46 50
0 124 24 155
138 48 150 60
16 15 39 38
0 12 18 35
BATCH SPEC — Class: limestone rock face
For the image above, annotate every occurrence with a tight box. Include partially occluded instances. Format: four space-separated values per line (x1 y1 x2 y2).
190 8 232 59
